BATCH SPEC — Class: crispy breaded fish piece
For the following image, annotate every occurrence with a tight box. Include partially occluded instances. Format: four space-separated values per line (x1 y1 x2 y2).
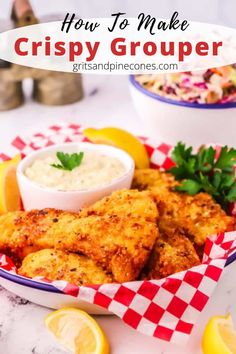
132 169 235 246
156 191 235 246
80 189 158 221
18 249 113 285
146 229 200 279
132 168 178 191
0 190 159 282
0 211 40 263
160 192 235 246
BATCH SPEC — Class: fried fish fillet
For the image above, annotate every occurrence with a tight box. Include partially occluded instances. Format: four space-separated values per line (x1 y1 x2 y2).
80 189 158 221
0 190 159 282
133 169 235 246
18 249 113 285
132 168 178 191
146 229 200 279
0 211 40 264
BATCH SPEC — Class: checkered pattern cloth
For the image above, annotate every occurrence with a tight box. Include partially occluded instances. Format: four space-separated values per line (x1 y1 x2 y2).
1 122 236 344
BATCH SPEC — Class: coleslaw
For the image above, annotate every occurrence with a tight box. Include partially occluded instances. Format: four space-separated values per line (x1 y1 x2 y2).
135 65 236 104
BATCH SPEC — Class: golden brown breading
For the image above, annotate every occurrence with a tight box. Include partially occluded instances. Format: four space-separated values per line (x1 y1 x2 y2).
80 189 158 222
18 249 113 285
132 169 235 246
156 191 235 246
0 190 159 283
0 211 40 262
146 229 200 279
132 168 178 191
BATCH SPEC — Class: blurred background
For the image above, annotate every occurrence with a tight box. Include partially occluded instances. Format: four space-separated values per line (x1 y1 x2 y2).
1 0 236 27
0 0 236 152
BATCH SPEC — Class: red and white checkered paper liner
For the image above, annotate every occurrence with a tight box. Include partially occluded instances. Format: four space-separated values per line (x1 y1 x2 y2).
1 122 236 344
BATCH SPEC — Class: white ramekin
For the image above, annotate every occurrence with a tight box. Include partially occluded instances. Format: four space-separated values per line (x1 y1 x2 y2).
17 142 135 212
129 75 236 148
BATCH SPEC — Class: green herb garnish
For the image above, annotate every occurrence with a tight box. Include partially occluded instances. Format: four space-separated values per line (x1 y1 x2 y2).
169 142 236 210
51 152 84 171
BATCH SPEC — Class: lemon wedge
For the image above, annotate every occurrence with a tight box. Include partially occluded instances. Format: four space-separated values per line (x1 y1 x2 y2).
202 314 236 354
0 154 21 213
83 127 150 169
45 308 110 354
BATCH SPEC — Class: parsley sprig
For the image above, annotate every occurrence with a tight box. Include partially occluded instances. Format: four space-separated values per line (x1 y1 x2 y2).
169 142 236 209
51 151 84 171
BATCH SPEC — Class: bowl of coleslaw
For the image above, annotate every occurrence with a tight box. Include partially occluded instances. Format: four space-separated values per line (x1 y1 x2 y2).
130 66 236 147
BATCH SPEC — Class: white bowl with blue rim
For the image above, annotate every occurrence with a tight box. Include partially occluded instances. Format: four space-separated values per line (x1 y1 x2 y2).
0 269 110 314
0 253 236 318
129 75 236 148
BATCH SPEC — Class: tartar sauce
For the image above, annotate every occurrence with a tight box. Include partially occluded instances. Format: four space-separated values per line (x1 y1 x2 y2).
24 151 126 191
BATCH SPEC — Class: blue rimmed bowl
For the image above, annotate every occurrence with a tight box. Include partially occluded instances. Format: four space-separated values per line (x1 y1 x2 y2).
129 75 236 147
1 251 236 314
0 268 110 314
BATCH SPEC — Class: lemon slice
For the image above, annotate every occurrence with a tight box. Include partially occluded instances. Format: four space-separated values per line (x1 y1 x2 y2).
45 308 110 354
0 154 21 213
83 127 150 169
202 314 236 354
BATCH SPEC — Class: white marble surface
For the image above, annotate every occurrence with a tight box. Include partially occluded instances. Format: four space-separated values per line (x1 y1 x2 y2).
0 75 145 151
0 75 236 354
